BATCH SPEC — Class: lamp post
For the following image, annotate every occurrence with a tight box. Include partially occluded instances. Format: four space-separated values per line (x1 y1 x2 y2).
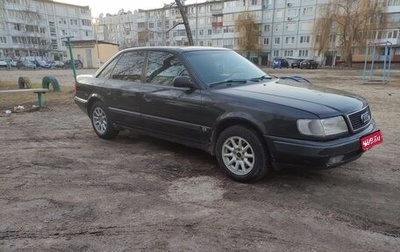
62 36 77 81
93 18 101 68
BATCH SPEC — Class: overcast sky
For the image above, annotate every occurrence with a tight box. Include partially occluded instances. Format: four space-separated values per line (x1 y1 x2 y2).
57 0 204 17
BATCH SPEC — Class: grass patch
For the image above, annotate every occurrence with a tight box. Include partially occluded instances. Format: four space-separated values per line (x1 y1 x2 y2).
0 81 75 112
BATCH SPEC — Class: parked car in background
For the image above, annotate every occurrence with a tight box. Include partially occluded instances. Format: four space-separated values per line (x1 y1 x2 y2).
63 59 83 69
16 60 37 70
272 58 289 69
300 59 319 69
291 59 305 68
74 46 382 183
50 60 65 68
8 58 17 67
0 58 7 67
32 59 51 69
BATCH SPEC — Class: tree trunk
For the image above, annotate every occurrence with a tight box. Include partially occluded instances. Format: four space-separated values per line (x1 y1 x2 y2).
175 0 194 46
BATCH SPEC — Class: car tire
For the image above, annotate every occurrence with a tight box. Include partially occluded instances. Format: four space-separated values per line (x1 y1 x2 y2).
216 125 269 183
90 101 119 139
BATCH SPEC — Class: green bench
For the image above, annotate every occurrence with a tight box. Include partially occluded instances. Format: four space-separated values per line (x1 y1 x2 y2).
0 88 49 108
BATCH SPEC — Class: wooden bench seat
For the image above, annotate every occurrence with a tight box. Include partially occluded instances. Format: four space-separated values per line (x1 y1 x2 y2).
0 88 49 108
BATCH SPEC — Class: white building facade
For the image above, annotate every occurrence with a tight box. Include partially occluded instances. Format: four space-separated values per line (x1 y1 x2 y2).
1 0 399 65
97 0 400 66
0 0 93 61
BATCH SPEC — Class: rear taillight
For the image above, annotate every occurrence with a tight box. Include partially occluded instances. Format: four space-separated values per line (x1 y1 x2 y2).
73 82 78 95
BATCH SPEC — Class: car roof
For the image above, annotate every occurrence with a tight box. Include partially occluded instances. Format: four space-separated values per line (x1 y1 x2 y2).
119 46 231 54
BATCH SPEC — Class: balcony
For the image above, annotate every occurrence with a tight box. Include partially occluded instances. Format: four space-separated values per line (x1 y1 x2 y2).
212 22 223 28
385 5 400 14
368 29 400 46
368 38 399 46
211 4 223 16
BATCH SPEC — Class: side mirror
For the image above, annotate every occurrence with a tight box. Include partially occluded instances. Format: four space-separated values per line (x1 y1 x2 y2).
173 76 196 89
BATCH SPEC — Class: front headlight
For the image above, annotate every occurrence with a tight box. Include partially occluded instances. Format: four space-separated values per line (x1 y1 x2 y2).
297 116 348 137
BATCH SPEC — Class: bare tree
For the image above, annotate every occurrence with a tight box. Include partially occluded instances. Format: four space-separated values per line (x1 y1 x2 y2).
137 30 149 46
235 12 261 59
175 0 194 46
314 0 386 67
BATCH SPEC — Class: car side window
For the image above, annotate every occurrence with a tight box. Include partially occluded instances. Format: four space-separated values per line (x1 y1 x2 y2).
110 51 145 82
145 51 187 86
97 55 119 79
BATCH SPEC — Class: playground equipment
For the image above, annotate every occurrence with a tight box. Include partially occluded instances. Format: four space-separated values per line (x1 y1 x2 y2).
362 41 392 84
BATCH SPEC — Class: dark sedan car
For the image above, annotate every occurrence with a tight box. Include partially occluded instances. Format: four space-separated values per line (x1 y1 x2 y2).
300 59 319 69
74 47 382 182
16 60 37 69
63 59 83 69
291 59 304 68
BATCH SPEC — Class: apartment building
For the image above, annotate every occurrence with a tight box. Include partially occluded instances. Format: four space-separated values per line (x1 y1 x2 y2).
0 0 93 61
96 0 400 66
1 0 399 65
96 0 330 65
372 0 400 62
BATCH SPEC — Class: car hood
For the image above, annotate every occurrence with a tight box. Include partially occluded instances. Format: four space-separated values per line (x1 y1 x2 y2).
214 80 367 117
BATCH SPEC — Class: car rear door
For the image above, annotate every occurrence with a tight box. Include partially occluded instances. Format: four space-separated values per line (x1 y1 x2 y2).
139 50 204 144
100 50 145 127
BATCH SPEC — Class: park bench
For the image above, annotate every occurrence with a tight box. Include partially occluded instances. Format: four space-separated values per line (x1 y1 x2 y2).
0 88 48 108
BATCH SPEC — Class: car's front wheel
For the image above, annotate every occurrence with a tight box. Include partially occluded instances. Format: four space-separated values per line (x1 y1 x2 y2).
216 125 269 182
90 101 119 139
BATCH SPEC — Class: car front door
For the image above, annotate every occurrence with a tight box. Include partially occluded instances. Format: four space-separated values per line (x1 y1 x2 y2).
139 50 205 144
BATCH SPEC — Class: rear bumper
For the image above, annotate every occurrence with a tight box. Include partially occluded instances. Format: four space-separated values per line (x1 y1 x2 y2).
264 121 378 170
74 96 88 115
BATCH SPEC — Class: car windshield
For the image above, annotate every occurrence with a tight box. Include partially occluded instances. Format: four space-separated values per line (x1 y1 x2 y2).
184 50 270 87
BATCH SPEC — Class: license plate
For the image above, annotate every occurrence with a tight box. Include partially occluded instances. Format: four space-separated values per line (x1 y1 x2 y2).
360 130 383 151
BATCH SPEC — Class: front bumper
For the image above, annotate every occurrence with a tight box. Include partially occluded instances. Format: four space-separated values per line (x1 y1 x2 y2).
264 121 378 170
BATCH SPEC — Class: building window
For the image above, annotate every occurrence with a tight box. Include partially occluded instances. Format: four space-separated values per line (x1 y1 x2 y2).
299 50 308 57
273 51 279 57
263 37 269 45
274 37 280 44
284 50 294 57
300 35 310 43
208 29 212 35
264 24 270 32
82 19 91 26
0 37 6 44
388 0 400 6
285 36 295 44
14 23 21 31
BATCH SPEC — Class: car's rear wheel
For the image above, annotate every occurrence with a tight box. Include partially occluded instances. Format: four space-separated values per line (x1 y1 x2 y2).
90 101 119 139
216 125 269 182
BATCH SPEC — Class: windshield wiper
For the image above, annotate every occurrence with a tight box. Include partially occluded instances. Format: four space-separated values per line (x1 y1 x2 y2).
249 75 273 82
208 79 248 88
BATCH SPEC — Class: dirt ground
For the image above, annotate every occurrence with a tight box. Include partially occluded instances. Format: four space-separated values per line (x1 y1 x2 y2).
0 67 399 251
